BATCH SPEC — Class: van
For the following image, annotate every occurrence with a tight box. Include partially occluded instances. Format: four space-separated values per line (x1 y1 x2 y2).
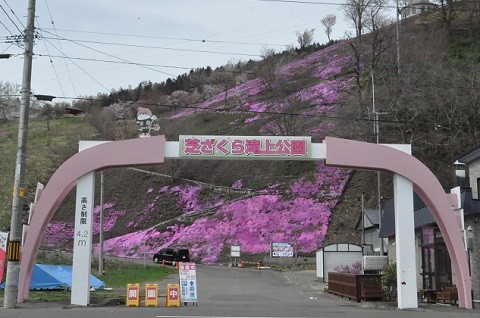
153 247 190 265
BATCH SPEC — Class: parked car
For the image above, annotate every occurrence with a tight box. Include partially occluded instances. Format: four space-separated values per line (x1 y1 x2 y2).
153 247 190 265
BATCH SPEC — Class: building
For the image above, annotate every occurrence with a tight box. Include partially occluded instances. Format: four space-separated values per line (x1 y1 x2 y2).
355 208 387 254
379 144 480 307
401 0 436 19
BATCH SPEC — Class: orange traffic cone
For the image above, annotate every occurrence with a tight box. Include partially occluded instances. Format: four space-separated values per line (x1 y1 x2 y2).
162 259 165 268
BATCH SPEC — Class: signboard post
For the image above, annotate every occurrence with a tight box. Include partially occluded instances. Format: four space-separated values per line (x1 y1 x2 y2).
0 232 8 283
179 262 198 305
230 244 240 267
271 242 294 258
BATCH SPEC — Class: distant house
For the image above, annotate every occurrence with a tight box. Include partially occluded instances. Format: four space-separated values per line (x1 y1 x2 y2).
65 107 84 116
379 144 480 307
355 208 387 255
401 0 436 19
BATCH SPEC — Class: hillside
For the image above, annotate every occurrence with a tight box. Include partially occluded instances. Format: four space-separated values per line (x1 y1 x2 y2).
1 9 479 264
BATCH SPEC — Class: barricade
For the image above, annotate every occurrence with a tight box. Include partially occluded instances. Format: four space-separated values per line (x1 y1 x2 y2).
166 283 181 307
126 283 140 307
145 283 158 307
238 260 261 269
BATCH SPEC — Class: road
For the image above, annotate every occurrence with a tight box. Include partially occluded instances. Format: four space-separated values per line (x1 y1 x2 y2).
0 264 479 317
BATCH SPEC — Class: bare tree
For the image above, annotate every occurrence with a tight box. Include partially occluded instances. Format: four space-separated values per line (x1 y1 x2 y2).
0 81 20 122
257 46 279 92
343 0 373 40
295 29 315 51
321 14 337 43
432 0 460 35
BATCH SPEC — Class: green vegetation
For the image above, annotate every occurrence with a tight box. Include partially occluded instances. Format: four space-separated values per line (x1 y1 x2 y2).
0 117 95 229
0 262 175 303
382 262 397 301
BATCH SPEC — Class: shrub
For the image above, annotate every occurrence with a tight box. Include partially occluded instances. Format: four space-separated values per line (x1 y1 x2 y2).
382 262 397 301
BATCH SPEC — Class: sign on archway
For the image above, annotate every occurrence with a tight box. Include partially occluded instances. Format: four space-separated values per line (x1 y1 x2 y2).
18 135 472 310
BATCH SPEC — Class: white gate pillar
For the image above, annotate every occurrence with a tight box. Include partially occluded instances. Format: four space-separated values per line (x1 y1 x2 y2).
393 173 418 309
71 141 105 306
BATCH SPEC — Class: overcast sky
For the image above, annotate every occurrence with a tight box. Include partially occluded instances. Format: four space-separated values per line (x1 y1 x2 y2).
1 0 395 101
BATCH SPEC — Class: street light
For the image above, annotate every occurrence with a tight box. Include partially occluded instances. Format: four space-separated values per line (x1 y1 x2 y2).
34 94 56 101
0 54 11 59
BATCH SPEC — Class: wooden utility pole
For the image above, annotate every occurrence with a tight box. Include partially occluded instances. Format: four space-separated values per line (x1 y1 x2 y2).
4 0 36 309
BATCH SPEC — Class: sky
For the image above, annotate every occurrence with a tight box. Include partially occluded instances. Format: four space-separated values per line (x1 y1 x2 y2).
1 0 395 101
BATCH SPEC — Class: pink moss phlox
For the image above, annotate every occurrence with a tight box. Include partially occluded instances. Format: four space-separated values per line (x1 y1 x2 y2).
231 179 243 189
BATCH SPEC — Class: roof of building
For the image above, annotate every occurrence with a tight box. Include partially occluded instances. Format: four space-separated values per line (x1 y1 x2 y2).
355 208 382 231
379 188 480 238
456 144 480 164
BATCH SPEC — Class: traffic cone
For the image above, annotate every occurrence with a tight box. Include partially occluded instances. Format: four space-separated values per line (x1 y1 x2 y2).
162 259 165 268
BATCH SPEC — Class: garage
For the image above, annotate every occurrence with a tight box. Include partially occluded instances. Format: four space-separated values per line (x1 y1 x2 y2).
316 243 363 283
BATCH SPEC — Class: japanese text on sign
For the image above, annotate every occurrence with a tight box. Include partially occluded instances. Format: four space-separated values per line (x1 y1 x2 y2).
179 262 198 303
179 136 311 159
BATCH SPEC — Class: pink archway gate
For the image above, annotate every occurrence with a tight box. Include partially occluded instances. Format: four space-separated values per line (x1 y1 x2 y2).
18 136 472 309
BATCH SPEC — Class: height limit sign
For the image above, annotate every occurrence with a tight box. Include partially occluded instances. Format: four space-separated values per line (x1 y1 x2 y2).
179 262 198 305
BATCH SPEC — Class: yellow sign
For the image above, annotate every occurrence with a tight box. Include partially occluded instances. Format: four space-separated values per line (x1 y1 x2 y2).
126 283 140 307
165 283 180 307
12 188 26 197
145 283 158 307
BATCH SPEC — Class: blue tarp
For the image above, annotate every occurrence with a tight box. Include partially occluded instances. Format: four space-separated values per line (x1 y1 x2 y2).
0 264 105 290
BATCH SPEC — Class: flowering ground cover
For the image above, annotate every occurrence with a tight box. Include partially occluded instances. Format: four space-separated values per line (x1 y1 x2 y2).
42 42 354 264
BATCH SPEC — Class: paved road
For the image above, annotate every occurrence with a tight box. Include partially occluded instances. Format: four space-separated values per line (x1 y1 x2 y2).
1 264 479 317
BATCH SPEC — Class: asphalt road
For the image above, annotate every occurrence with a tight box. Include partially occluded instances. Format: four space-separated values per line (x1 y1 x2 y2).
1 264 479 318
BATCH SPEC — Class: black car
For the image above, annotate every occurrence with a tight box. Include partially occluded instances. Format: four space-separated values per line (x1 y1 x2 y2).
153 247 190 265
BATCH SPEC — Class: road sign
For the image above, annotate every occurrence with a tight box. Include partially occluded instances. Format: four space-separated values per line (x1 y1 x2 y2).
166 283 180 307
145 283 158 307
126 283 140 307
179 262 198 304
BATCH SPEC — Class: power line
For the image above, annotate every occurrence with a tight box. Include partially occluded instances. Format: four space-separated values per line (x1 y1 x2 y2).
38 27 286 48
33 53 195 70
38 33 263 58
2 0 25 29
43 0 78 96
40 37 111 92
35 17 65 96
37 29 178 77
0 3 23 34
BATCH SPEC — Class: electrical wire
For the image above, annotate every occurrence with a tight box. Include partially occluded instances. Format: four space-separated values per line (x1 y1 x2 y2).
43 0 78 96
0 3 23 35
36 18 65 97
37 29 178 77
2 0 25 29
37 27 286 48
39 34 263 58
40 37 111 92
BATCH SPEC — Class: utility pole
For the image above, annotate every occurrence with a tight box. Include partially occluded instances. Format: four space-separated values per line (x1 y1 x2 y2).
371 70 383 255
4 0 36 309
396 0 401 75
98 171 104 276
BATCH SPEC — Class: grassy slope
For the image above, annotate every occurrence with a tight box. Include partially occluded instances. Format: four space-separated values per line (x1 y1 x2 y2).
0 117 96 229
